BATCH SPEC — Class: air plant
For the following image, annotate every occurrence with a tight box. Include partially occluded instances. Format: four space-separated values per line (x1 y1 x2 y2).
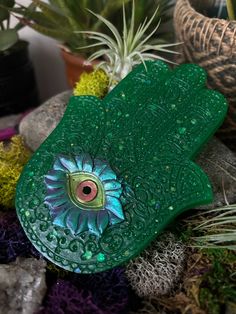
180 155 236 251
190 204 236 250
77 1 180 83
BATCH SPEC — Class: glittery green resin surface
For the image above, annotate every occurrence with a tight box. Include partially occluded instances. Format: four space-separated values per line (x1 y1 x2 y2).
16 61 228 273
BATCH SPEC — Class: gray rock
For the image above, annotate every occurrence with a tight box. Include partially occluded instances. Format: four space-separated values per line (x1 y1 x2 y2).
19 90 71 151
0 257 47 314
197 138 236 208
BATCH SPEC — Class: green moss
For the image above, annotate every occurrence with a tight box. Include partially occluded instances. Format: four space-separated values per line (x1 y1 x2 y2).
199 248 236 314
203 248 236 264
165 223 236 314
73 69 109 98
200 288 221 314
168 219 195 243
178 226 194 243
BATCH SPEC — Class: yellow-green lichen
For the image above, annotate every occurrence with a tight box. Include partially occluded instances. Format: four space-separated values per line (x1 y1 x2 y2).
73 69 109 98
0 136 31 209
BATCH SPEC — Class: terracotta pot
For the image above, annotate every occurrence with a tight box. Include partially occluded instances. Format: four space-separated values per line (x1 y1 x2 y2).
61 48 95 88
174 0 236 151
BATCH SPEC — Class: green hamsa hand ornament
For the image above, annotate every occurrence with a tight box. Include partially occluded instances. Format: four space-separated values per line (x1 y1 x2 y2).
16 61 228 273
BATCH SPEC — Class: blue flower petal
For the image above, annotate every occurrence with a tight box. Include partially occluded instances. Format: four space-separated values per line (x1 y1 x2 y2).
93 159 108 176
82 154 93 172
88 212 101 236
75 155 83 171
105 196 125 220
46 188 65 198
53 157 68 172
50 204 66 219
45 177 65 189
58 156 78 172
44 195 68 207
97 211 109 234
108 212 124 225
103 180 122 198
106 188 123 198
66 209 81 235
104 180 122 191
99 166 117 181
45 169 65 180
53 208 70 228
76 213 89 234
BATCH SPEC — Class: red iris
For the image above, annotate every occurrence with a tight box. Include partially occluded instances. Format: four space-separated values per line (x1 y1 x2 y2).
76 180 98 202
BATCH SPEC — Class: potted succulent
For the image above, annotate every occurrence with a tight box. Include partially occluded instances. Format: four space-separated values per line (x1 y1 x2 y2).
7 0 173 87
76 3 180 86
0 1 39 117
174 0 236 151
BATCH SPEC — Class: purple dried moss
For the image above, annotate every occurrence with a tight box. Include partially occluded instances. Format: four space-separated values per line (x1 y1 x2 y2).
0 210 137 313
38 279 103 314
0 211 40 263
70 267 130 314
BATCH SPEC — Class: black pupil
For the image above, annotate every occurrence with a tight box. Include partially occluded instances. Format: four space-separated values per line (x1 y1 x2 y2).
83 186 91 195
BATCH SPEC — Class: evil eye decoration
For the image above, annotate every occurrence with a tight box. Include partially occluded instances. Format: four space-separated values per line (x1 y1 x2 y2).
44 154 124 237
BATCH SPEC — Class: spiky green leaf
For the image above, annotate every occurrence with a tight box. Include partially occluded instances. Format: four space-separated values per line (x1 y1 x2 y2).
0 28 18 51
32 0 70 27
0 0 14 22
0 8 8 22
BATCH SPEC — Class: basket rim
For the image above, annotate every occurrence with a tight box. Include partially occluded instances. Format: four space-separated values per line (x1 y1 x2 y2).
175 0 236 25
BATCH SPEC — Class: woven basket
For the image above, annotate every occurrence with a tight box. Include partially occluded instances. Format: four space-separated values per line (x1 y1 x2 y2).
174 0 236 150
